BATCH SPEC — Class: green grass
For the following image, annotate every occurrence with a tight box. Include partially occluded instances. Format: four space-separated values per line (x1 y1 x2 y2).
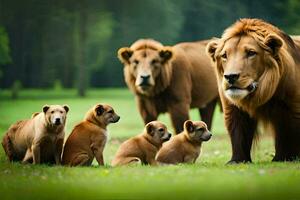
0 88 299 200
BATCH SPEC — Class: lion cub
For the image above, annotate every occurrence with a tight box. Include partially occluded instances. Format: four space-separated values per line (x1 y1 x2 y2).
62 104 120 166
112 121 171 166
2 104 69 164
156 120 212 164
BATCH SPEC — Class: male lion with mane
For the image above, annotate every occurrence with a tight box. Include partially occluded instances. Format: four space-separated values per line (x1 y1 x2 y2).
118 39 219 133
207 18 300 163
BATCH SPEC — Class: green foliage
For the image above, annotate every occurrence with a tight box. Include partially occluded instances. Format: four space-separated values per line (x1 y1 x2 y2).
0 26 11 73
1 0 300 90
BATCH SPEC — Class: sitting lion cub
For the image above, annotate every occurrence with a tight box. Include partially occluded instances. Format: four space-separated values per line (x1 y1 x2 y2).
2 104 69 164
62 103 120 166
111 121 171 166
156 120 212 164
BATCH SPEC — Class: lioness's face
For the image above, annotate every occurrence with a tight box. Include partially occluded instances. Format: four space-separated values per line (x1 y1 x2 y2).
43 105 69 126
217 36 264 102
118 46 173 94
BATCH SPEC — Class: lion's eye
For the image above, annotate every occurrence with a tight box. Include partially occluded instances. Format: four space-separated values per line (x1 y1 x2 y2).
51 111 54 114
247 50 257 57
221 52 227 60
133 60 139 65
151 59 158 65
107 110 113 114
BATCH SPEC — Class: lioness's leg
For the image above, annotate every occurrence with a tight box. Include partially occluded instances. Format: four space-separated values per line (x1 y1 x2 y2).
168 103 189 134
22 148 33 163
225 104 257 164
199 98 218 130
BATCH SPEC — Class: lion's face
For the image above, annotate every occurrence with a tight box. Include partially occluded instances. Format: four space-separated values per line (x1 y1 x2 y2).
218 35 264 102
118 45 173 95
207 33 284 107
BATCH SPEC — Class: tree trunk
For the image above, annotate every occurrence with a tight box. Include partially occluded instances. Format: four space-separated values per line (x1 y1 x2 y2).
77 1 88 97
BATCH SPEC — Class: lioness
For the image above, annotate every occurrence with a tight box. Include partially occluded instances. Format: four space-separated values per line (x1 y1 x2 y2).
118 39 219 133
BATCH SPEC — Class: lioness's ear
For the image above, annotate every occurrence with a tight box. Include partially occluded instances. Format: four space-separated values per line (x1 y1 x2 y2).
146 122 155 136
184 120 194 133
95 104 105 116
43 105 50 113
159 47 173 63
63 105 69 113
264 34 283 55
206 41 218 62
118 47 133 64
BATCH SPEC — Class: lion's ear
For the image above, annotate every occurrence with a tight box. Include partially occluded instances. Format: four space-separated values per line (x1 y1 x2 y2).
118 47 133 64
264 34 283 55
159 47 173 63
206 41 218 62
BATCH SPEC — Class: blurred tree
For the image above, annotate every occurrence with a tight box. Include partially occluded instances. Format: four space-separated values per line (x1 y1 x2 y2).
0 0 300 91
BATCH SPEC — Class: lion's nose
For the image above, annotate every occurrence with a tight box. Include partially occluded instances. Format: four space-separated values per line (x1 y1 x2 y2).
224 73 240 84
140 75 151 86
141 75 150 81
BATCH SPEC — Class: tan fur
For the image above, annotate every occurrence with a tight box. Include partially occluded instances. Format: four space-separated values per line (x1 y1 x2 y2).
118 39 219 133
156 120 212 164
1 105 69 164
206 18 300 162
62 104 120 166
111 121 171 166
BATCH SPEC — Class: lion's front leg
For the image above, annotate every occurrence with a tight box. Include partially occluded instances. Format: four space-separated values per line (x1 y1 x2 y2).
225 104 257 164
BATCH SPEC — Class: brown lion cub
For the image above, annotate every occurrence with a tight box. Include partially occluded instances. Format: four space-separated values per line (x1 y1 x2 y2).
112 121 171 166
62 104 120 166
156 120 212 164
2 104 69 164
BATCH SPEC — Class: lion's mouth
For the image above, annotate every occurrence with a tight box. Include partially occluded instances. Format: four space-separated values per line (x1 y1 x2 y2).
226 82 258 93
224 82 258 101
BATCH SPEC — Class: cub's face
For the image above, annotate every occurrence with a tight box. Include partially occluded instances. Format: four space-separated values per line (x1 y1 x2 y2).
118 46 173 95
93 104 120 126
43 105 69 126
145 121 171 145
184 120 212 142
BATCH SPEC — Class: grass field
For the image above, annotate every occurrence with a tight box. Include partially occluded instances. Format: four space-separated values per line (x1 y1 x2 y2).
0 89 300 200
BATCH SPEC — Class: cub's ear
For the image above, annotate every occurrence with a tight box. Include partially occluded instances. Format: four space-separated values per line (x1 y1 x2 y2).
264 34 283 55
206 41 218 62
159 47 173 63
118 47 133 64
95 104 105 116
146 122 155 136
184 120 194 133
63 105 69 113
43 105 50 113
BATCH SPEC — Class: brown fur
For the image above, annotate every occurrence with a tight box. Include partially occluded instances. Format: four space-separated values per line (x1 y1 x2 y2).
1 105 69 164
62 104 120 166
207 18 300 163
156 120 212 164
111 121 171 166
118 39 219 133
